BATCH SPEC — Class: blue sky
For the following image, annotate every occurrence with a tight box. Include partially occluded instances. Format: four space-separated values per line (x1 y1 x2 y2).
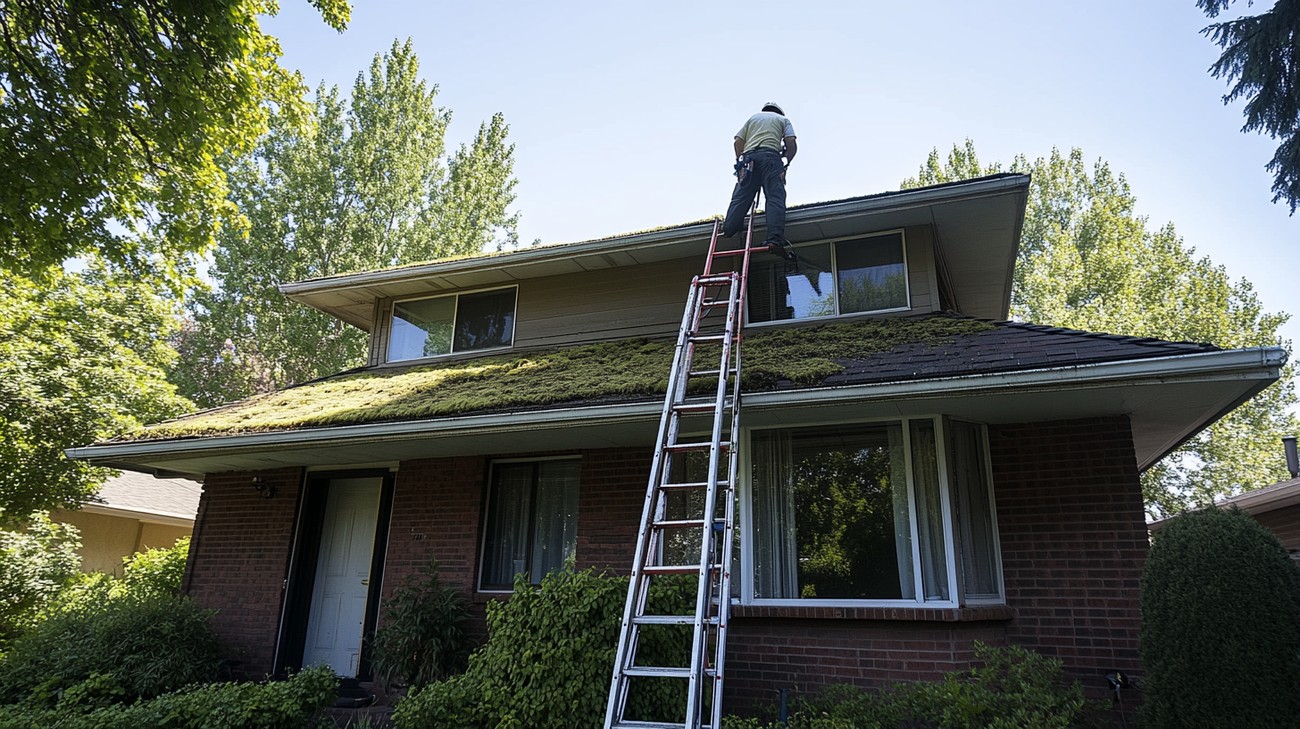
263 0 1297 352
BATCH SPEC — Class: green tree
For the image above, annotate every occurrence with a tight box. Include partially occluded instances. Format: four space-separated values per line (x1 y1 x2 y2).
0 264 191 515
1198 0 1300 212
903 142 1297 514
0 0 350 285
174 39 520 408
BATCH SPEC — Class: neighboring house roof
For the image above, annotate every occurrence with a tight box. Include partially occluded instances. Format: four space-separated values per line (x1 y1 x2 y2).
80 471 201 527
68 313 1285 479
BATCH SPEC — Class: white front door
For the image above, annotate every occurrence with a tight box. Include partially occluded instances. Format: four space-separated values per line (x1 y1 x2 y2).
302 477 382 676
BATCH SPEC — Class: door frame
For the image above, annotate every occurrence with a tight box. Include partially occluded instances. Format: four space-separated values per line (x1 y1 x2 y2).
274 468 395 679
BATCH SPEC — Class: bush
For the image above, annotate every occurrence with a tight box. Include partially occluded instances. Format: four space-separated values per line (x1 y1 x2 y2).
368 558 472 688
0 513 80 639
720 643 1091 729
0 593 221 707
0 664 337 729
1140 506 1300 728
51 537 191 613
394 567 695 728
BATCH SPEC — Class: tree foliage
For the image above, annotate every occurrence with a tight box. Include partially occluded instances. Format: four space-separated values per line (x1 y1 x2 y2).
1198 0 1300 212
903 142 1297 514
0 0 350 284
173 39 520 408
0 265 191 515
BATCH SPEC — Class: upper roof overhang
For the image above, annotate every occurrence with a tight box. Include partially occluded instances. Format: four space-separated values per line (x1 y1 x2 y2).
281 174 1030 328
69 346 1284 481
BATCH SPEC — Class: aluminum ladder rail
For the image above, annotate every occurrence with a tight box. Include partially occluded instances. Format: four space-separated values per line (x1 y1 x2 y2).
603 199 761 729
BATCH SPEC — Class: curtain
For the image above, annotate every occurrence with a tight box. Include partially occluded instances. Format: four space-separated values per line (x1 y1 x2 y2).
953 422 1000 598
531 460 579 580
482 463 533 588
888 424 915 600
752 430 797 599
910 421 949 601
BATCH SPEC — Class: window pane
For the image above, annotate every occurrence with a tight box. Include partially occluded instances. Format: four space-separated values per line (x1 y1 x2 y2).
910 420 949 601
389 296 455 361
454 288 516 352
835 233 908 314
481 463 534 590
752 423 915 600
748 246 834 323
951 422 1000 599
481 459 579 591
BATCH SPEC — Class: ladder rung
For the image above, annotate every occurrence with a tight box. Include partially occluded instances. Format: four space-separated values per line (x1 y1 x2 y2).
672 400 728 413
632 614 718 626
611 721 696 729
659 480 728 492
700 298 732 308
654 518 706 530
697 273 736 284
665 441 730 453
688 367 735 378
643 564 714 575
688 333 728 343
622 666 717 680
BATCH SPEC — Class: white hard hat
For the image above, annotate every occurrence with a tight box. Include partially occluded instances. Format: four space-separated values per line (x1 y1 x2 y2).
761 101 785 115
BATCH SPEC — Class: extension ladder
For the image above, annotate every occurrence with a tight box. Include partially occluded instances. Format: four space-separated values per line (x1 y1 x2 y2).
603 198 763 729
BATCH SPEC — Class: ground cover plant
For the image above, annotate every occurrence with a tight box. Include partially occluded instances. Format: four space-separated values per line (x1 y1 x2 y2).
368 559 472 688
721 643 1092 729
0 665 337 729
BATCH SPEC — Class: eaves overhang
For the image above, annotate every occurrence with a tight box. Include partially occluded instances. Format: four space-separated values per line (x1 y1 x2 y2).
281 174 1030 328
68 346 1284 480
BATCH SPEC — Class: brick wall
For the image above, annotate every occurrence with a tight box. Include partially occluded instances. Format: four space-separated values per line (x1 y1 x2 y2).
185 467 303 679
989 415 1147 687
185 416 1148 700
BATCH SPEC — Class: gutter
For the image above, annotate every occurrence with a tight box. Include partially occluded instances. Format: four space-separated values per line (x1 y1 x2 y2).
279 175 1032 299
78 503 196 528
68 345 1284 467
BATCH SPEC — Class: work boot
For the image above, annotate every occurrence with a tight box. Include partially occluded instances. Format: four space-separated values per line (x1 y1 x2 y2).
768 238 797 263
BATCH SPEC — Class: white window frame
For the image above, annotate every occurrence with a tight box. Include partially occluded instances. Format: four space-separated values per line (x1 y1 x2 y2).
476 455 580 594
737 415 1002 609
386 284 519 363
745 229 912 327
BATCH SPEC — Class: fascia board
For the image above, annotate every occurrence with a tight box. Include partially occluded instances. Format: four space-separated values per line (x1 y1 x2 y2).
68 345 1283 469
78 503 195 527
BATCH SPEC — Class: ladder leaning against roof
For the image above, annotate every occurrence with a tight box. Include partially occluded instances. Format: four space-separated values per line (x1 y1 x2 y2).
602 197 763 729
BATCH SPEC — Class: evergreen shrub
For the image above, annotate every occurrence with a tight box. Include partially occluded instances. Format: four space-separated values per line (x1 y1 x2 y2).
0 664 337 729
368 558 472 687
0 593 220 707
1140 506 1300 728
393 567 694 728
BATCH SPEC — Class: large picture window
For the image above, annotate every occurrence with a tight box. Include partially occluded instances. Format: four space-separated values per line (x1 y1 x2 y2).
748 231 908 324
747 418 1001 606
479 459 579 592
388 287 517 362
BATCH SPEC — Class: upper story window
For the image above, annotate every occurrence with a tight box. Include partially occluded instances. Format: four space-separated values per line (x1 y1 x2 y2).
387 286 517 362
748 230 909 324
743 416 1003 607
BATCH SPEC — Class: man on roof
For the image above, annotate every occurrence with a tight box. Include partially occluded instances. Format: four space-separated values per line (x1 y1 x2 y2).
722 101 798 261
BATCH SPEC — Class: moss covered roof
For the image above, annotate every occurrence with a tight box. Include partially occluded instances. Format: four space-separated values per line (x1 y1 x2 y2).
126 317 993 442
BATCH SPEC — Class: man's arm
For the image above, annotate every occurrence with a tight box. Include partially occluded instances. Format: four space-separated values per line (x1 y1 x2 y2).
783 136 798 164
734 136 745 158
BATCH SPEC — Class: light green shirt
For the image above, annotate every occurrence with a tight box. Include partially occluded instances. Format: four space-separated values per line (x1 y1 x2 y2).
736 111 796 154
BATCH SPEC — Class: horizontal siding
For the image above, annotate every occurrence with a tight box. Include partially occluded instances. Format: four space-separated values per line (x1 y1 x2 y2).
369 224 945 362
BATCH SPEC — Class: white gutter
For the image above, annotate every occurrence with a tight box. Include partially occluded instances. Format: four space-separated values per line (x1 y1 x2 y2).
67 345 1284 466
279 175 1031 298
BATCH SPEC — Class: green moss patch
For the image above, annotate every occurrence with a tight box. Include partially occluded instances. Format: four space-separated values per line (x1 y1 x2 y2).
129 317 992 441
